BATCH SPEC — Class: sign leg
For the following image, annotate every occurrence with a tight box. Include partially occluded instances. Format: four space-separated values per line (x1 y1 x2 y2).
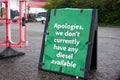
90 30 97 70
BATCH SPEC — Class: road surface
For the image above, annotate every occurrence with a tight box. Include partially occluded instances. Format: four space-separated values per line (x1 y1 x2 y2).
0 23 120 80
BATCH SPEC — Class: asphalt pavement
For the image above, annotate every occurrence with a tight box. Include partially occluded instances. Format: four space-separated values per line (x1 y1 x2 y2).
0 23 120 80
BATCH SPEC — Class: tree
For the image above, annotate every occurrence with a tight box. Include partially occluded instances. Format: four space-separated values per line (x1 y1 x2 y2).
44 0 65 9
44 0 104 9
44 0 120 25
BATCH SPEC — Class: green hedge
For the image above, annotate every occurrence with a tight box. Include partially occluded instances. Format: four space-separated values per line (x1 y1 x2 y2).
44 0 120 26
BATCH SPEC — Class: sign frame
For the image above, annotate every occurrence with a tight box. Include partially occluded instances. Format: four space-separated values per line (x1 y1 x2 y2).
38 8 98 79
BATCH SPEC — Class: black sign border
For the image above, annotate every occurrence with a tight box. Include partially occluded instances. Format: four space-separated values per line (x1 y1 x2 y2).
85 9 98 79
38 9 98 80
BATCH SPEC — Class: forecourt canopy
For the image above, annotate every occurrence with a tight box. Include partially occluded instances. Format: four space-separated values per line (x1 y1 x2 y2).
27 0 48 8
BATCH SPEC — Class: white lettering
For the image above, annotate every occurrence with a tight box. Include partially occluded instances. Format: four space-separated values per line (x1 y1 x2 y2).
68 47 78 54
51 60 76 68
56 52 73 59
54 23 84 31
53 44 66 51
54 38 80 46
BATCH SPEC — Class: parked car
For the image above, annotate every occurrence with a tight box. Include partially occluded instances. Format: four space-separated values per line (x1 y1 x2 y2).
12 16 28 23
13 16 19 22
35 16 46 24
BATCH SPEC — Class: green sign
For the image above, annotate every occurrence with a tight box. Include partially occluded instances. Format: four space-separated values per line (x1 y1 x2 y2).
39 8 97 79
